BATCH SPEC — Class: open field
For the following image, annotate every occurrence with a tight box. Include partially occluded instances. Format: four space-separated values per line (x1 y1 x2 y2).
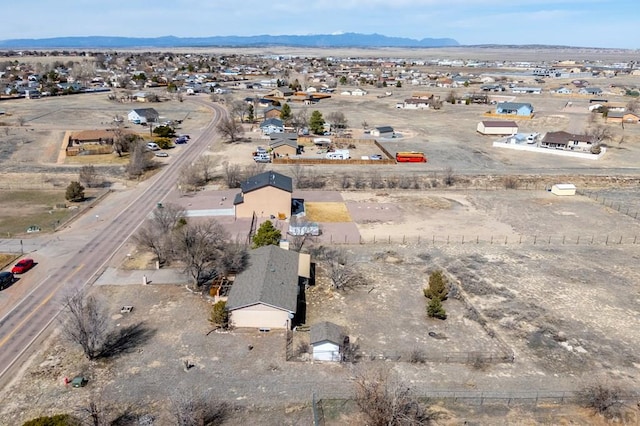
304 202 352 222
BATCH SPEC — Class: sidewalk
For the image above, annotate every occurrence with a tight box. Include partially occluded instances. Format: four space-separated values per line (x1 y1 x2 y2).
94 267 189 286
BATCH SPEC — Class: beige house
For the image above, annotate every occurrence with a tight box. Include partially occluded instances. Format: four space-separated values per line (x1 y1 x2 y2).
234 171 292 219
477 120 519 135
269 136 298 157
226 245 311 329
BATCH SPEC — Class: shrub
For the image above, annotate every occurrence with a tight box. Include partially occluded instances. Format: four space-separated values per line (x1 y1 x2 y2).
503 176 519 189
65 181 85 202
427 298 447 320
575 382 625 419
22 414 79 426
423 270 448 300
209 301 229 328
155 137 173 149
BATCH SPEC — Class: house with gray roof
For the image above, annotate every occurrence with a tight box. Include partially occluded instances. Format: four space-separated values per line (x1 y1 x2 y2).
127 108 159 124
227 245 308 329
495 102 534 117
310 321 346 362
234 171 293 219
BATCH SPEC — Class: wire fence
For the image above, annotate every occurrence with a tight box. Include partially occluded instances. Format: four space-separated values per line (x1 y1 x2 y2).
578 189 640 221
319 233 640 246
314 389 640 423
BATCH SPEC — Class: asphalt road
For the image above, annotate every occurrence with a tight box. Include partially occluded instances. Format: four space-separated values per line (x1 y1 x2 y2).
0 99 226 389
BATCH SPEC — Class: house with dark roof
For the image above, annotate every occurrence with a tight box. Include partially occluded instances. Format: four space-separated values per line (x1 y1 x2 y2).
127 108 159 124
234 171 293 219
263 106 282 119
310 321 347 361
226 245 310 329
606 111 640 124
540 131 595 152
371 126 394 138
260 117 285 135
495 102 534 117
269 134 299 157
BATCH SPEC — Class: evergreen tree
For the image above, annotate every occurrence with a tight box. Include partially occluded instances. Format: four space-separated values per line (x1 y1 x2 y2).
423 270 448 300
65 181 85 202
280 103 292 123
427 297 447 319
309 110 325 134
252 220 282 248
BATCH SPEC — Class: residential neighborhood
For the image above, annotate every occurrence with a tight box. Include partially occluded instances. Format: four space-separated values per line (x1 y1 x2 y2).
0 46 640 424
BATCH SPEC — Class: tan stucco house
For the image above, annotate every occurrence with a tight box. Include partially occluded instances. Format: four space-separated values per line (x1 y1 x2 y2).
234 171 293 219
226 245 310 329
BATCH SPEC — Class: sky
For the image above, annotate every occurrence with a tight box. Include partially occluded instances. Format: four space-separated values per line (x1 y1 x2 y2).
2 0 638 49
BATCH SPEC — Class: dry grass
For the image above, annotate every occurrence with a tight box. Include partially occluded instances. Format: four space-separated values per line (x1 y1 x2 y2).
65 153 130 165
304 202 352 222
0 254 19 268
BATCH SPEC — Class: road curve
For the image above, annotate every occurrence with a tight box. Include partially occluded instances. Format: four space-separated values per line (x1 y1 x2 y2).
0 100 227 389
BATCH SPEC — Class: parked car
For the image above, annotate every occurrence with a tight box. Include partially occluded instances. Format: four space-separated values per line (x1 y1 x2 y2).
146 142 160 151
154 151 169 157
370 154 383 160
11 258 35 274
0 271 14 289
175 136 188 144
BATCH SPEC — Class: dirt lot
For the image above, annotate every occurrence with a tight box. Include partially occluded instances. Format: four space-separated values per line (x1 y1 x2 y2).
2 188 640 424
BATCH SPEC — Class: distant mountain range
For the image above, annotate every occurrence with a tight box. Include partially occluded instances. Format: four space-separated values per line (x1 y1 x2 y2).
0 33 459 49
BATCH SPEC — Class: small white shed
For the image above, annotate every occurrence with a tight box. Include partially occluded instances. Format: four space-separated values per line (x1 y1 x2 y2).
310 321 346 362
551 183 576 196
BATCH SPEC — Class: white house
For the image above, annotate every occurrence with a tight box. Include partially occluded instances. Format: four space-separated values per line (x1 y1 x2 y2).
477 120 519 136
310 321 346 362
127 108 159 124
551 183 576 196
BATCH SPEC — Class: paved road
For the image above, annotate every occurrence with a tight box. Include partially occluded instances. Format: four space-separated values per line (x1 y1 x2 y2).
0 99 226 389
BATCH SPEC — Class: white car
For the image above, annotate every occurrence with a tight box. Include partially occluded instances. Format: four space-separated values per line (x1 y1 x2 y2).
154 151 169 157
146 142 160 151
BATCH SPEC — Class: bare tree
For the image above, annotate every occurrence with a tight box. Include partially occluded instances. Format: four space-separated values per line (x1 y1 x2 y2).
443 167 455 186
230 100 249 122
17 116 26 126
354 367 432 426
170 389 228 426
195 155 215 184
325 248 366 291
216 117 244 143
241 162 266 180
178 163 203 192
586 123 614 143
152 203 186 233
222 161 242 188
79 164 99 188
292 107 309 131
133 222 169 265
172 219 230 286
126 142 153 179
62 292 110 360
326 111 348 130
625 98 639 113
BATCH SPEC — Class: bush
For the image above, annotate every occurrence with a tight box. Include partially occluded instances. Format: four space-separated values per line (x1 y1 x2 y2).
252 220 282 248
65 181 85 202
575 383 625 419
152 125 175 138
423 270 448 300
503 176 519 189
155 137 173 149
23 414 79 426
209 301 229 328
427 297 447 320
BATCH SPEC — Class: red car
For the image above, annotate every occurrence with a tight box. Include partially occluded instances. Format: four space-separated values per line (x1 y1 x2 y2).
11 258 35 274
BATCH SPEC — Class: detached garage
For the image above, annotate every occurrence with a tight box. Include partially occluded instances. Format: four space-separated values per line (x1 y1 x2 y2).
477 120 519 135
551 183 576 196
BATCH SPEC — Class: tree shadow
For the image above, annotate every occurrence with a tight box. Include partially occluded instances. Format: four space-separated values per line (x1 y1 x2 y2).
98 322 156 359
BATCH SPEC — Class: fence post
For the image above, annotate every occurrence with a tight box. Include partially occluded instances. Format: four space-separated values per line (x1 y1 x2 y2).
534 235 537 244
447 235 449 244
403 235 406 244
373 235 376 244
619 235 622 244
576 236 580 244
476 236 479 244
418 235 420 244
388 235 391 244
330 234 333 243
345 234 347 243
606 235 609 245
548 235 551 244
462 235 464 244
433 235 435 244
519 235 522 244
591 235 594 244
490 236 493 244
504 236 507 245
634 236 637 244
562 235 565 244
